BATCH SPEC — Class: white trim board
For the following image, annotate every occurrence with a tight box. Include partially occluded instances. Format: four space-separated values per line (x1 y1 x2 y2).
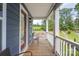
2 3 7 50
19 4 29 53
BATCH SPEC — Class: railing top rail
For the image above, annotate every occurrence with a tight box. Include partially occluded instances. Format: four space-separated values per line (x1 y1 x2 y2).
46 32 79 47
56 35 79 47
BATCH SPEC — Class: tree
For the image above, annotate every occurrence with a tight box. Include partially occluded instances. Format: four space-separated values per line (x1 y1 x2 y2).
42 16 54 31
74 18 79 28
75 3 79 15
75 3 79 28
48 16 54 31
41 20 46 31
59 8 74 31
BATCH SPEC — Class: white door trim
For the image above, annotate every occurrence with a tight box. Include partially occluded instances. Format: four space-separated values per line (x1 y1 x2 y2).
19 4 29 53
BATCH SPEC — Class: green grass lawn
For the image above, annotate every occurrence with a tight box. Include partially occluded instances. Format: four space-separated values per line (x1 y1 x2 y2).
67 31 79 42
60 30 79 56
33 26 43 31
60 31 79 42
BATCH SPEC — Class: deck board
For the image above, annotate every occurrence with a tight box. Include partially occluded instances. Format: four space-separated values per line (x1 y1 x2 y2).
24 39 53 56
24 31 54 56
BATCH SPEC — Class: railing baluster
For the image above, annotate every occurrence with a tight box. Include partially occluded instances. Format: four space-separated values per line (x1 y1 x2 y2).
73 46 76 56
61 40 63 56
60 39 61 55
63 41 65 56
64 41 66 56
69 44 71 56
62 41 63 56
55 36 79 56
66 42 68 56
68 43 69 56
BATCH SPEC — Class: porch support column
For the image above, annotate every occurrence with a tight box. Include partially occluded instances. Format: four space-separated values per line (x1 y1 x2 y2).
46 20 48 32
53 7 60 54
55 8 59 36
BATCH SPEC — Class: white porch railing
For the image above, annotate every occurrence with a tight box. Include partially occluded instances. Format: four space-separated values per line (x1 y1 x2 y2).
46 32 79 56
46 32 54 46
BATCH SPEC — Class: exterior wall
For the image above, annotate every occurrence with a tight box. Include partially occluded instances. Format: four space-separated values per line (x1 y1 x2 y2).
6 3 20 55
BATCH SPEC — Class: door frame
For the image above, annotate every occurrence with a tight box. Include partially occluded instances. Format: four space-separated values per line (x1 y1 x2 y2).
20 10 27 51
19 4 28 53
0 3 7 51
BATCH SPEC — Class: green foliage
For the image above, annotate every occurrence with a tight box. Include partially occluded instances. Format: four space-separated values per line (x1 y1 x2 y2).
42 20 46 31
74 18 79 28
75 3 79 28
75 3 79 13
42 15 54 31
67 30 71 34
33 25 43 31
59 8 74 31
60 30 79 42
48 16 54 31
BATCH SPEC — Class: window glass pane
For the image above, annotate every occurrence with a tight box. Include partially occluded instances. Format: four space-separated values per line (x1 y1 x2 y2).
0 3 3 17
0 20 2 51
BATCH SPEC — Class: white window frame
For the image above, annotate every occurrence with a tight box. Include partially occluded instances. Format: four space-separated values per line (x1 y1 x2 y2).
2 3 7 50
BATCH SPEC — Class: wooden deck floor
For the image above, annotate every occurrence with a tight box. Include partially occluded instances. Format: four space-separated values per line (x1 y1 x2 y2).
23 31 54 56
24 38 53 56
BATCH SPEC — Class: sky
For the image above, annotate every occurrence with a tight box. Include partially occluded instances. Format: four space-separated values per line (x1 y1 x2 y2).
60 3 77 21
60 3 76 9
33 3 77 25
33 19 43 25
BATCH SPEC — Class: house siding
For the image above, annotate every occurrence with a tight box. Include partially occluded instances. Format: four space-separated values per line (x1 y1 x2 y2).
6 3 20 55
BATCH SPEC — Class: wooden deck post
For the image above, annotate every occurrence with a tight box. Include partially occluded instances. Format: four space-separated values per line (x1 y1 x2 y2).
46 20 48 32
53 7 60 55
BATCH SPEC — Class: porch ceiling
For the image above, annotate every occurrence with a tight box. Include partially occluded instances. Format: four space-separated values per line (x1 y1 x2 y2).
24 3 55 19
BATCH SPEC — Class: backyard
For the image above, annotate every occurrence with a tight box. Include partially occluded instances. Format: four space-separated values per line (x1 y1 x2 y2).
60 30 79 42
60 30 79 56
32 25 43 31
